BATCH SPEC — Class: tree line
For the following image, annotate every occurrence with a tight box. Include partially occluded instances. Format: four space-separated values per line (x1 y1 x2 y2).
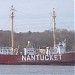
0 29 75 52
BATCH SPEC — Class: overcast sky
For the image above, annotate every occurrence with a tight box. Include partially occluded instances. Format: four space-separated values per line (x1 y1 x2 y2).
0 0 74 32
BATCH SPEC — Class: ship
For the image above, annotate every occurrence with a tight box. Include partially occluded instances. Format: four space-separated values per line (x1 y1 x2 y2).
0 6 75 65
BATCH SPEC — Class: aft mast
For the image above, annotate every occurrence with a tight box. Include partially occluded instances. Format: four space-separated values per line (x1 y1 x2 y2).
52 8 56 49
10 5 15 50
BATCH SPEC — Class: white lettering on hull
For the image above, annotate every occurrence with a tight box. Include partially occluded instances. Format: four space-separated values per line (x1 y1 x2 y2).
27 55 31 61
31 55 35 60
45 55 49 60
50 55 54 60
36 55 39 60
54 55 58 60
22 54 62 61
59 54 62 60
22 55 26 61
40 55 44 60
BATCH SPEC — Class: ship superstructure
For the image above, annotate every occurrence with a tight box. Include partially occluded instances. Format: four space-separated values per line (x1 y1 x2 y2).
0 47 13 55
48 40 66 55
24 41 36 55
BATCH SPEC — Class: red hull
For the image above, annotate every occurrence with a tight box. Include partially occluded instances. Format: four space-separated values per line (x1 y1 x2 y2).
0 52 75 65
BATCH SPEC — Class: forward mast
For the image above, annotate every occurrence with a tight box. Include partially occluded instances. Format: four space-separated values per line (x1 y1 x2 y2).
10 5 15 50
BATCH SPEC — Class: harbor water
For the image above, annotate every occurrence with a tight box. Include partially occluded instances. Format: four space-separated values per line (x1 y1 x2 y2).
0 65 74 75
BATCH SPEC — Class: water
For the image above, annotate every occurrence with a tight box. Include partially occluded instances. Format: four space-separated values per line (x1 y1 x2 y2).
0 65 74 75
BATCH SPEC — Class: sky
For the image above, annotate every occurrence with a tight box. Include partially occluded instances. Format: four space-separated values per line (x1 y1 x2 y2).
0 0 74 32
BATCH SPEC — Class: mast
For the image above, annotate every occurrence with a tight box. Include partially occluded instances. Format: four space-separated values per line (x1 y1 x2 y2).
10 5 15 49
52 8 56 49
